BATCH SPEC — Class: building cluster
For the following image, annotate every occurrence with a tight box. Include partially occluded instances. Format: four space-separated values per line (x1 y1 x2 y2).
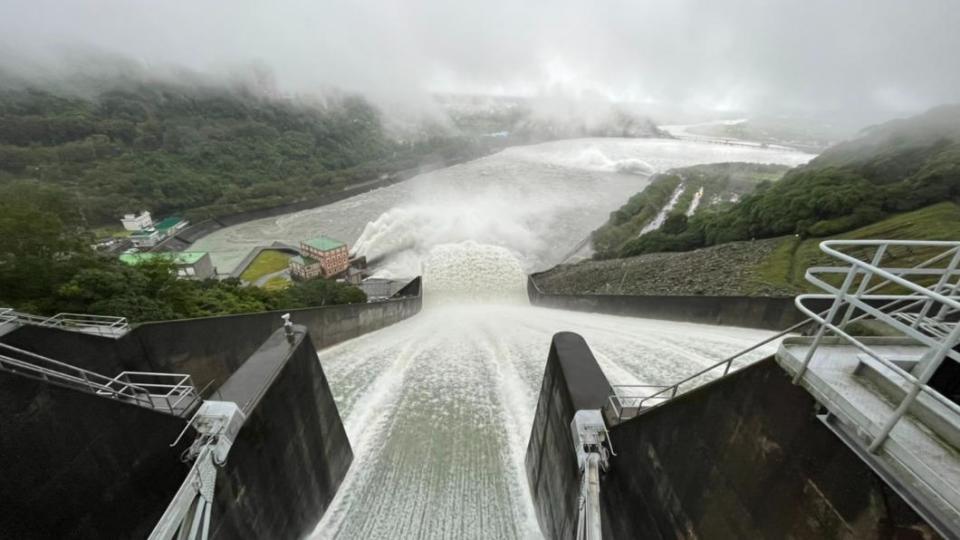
114 215 389 294
121 211 189 248
119 251 216 280
287 235 368 284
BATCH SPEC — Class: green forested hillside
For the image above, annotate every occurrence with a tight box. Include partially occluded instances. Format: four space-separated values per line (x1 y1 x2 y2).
0 84 481 224
592 163 789 257
595 104 960 259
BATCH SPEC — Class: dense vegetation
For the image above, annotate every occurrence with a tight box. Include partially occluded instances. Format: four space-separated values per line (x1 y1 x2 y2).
0 182 365 321
592 163 789 257
596 105 960 259
538 202 960 298
0 83 486 225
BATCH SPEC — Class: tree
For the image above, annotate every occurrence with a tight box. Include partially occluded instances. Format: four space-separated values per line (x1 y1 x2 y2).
282 279 367 308
661 213 688 234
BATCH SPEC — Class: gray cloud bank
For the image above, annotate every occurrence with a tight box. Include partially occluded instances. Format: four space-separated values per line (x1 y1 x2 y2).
1 0 958 123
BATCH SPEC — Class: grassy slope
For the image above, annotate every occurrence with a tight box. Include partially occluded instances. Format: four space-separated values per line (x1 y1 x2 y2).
239 250 293 283
750 202 960 293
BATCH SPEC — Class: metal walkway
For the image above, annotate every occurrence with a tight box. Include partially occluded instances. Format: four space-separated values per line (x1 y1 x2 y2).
0 307 130 338
0 342 200 417
608 239 960 538
605 240 960 423
782 239 960 538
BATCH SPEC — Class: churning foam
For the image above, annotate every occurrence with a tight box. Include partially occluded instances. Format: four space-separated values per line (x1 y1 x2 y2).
421 242 528 305
558 146 655 175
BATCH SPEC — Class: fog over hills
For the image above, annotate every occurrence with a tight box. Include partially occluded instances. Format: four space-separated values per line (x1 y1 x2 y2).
2 0 959 127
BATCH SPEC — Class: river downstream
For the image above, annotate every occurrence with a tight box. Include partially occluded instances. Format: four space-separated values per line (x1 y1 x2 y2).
197 137 814 538
192 137 812 275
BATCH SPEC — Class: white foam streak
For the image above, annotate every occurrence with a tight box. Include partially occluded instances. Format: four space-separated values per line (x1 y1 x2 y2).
686 187 705 216
641 183 685 235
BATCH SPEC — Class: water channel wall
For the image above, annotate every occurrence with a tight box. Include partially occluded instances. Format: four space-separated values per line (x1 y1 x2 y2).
0 371 194 539
524 332 934 538
208 325 352 538
525 332 614 540
528 275 831 331
0 283 419 537
0 277 421 392
600 357 934 538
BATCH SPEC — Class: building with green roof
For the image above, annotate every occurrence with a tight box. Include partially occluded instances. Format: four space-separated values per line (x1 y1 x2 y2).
302 236 345 252
291 235 350 280
119 251 215 280
154 216 188 234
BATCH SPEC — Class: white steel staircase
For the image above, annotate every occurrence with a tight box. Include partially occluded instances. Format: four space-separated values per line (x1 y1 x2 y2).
0 342 200 417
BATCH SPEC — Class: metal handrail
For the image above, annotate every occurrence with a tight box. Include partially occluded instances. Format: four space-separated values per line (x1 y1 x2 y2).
0 342 199 417
795 295 960 420
607 318 811 422
791 239 960 453
0 308 130 337
606 240 960 424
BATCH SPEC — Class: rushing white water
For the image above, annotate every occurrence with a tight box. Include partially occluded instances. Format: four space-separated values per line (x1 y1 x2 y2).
298 137 812 538
640 183 686 235
192 138 813 273
310 259 779 539
686 187 705 217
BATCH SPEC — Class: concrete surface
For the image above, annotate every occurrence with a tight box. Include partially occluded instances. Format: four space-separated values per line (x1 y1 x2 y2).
528 275 830 331
600 357 936 538
778 337 960 533
0 370 193 539
208 326 352 538
525 332 614 540
0 285 422 391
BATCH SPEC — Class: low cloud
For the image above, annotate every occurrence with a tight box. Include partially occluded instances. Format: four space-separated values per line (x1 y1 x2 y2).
1 0 958 123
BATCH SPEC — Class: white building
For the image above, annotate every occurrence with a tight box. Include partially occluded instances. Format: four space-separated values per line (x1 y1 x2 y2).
121 211 153 232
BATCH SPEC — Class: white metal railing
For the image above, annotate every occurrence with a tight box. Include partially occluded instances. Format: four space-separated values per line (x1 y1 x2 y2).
0 308 130 337
605 239 960 425
0 342 200 417
792 239 960 453
606 319 808 423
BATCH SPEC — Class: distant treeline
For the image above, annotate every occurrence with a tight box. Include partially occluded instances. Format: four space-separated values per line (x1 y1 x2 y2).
593 104 960 259
0 84 490 225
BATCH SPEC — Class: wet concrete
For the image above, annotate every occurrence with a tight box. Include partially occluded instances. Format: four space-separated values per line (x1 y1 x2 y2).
209 326 352 538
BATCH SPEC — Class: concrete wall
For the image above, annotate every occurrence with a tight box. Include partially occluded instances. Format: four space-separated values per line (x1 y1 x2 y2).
600 358 935 538
528 275 830 331
1 286 421 391
525 332 614 540
208 326 352 538
0 371 193 539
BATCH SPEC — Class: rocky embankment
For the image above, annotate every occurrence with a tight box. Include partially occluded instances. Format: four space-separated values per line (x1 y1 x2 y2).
535 238 789 296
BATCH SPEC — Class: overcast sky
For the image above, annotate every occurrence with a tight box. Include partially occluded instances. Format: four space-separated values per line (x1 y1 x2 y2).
1 0 958 121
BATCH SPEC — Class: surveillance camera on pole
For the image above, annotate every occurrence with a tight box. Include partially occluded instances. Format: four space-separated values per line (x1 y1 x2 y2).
281 313 295 344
